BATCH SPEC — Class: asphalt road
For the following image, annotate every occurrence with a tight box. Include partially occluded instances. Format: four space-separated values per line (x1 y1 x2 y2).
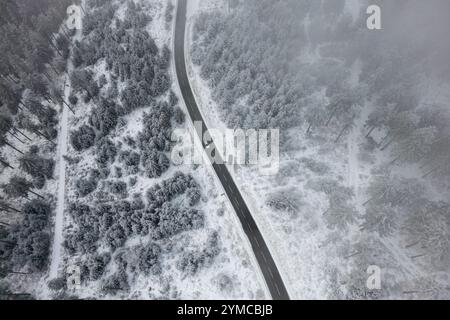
174 0 290 300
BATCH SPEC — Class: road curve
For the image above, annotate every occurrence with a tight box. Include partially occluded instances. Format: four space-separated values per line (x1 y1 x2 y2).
174 0 290 300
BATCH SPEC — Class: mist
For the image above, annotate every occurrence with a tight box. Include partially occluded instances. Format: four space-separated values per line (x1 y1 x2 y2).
368 0 450 79
191 0 450 299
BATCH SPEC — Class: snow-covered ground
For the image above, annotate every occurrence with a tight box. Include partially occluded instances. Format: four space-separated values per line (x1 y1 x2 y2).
37 0 267 300
185 0 450 299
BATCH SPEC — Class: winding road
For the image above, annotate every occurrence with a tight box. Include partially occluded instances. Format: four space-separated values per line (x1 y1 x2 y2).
174 0 290 300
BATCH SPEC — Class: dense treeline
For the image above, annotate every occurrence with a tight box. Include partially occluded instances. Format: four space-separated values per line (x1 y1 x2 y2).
0 199 53 274
65 171 205 288
192 1 314 130
0 0 72 139
70 0 170 111
66 172 202 253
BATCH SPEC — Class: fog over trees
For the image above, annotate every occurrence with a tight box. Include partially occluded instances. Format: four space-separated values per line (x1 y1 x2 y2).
192 0 450 299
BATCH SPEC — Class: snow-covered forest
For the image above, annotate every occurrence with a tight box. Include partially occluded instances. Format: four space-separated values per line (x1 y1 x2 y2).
190 0 450 299
1 0 449 301
1 0 265 299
